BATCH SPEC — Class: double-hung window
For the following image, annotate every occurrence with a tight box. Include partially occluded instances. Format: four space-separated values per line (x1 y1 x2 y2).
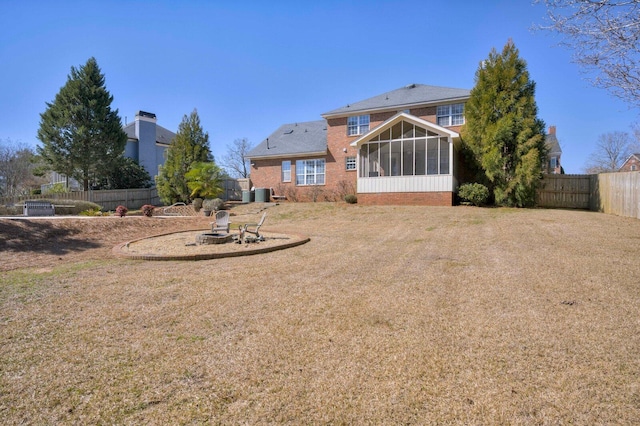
296 159 325 185
347 115 370 136
436 104 464 126
282 160 291 182
345 156 356 171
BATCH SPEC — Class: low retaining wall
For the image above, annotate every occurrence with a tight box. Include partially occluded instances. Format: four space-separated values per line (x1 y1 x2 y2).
357 191 453 206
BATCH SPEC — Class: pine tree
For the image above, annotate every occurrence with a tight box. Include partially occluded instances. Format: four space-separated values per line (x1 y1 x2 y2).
156 109 213 204
37 57 127 191
461 41 547 207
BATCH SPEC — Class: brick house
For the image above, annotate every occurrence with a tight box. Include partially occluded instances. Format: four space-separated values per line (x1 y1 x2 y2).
544 125 562 174
247 84 470 205
619 153 640 172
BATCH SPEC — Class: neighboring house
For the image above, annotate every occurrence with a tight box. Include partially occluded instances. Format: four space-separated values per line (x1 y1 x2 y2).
247 84 470 205
545 125 562 174
619 153 640 172
123 111 176 179
43 111 175 191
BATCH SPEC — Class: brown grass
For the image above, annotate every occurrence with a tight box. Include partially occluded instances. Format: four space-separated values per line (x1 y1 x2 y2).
1 203 640 424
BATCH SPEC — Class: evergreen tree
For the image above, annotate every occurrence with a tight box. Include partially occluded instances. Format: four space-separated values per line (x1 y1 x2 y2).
94 157 153 189
156 109 213 204
37 57 127 191
461 41 547 207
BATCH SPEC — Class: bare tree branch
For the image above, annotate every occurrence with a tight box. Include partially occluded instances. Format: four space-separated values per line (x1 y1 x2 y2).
584 131 634 172
534 0 640 107
0 139 45 197
220 138 254 178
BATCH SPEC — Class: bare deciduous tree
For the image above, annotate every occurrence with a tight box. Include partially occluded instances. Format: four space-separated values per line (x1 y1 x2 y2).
584 131 637 173
535 0 640 107
221 138 254 178
0 139 45 197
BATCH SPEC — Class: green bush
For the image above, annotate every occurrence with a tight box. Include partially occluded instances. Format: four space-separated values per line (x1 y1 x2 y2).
79 208 103 216
344 194 357 204
54 200 103 215
45 183 68 194
192 198 203 212
458 183 489 206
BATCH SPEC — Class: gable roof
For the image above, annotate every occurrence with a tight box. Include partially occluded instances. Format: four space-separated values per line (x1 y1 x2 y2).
620 153 640 169
322 84 470 118
545 132 562 155
349 112 460 148
247 120 327 159
123 122 176 145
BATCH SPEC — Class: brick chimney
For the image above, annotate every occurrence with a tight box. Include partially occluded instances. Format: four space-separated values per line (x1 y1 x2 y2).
548 125 556 135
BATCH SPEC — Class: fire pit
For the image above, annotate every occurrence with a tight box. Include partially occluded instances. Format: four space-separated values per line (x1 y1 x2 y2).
195 232 233 245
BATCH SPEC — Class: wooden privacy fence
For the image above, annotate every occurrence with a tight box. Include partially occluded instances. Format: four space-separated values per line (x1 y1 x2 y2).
591 172 640 220
537 172 640 220
537 174 591 209
0 188 157 211
1 179 244 211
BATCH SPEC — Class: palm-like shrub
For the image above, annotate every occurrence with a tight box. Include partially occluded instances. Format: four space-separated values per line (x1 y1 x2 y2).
185 162 224 200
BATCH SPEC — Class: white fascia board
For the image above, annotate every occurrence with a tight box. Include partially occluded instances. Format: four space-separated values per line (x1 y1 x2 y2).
321 96 470 119
349 112 460 147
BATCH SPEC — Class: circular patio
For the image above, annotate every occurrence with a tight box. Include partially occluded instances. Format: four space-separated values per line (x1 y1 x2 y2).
113 229 309 261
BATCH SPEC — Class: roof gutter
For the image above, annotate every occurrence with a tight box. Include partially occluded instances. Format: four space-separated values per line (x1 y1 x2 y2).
247 150 328 161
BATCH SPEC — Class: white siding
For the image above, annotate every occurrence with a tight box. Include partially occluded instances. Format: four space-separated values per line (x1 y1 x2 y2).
357 175 456 193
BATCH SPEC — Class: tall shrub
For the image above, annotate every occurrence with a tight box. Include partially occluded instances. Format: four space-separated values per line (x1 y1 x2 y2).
461 40 547 207
156 109 212 204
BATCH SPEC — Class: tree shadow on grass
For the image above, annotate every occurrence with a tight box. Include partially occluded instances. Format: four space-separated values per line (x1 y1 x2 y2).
0 219 101 255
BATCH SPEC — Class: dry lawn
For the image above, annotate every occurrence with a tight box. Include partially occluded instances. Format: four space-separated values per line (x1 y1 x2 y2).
1 203 640 424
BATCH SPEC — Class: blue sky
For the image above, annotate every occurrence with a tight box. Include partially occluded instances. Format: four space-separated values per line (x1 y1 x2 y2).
1 0 638 174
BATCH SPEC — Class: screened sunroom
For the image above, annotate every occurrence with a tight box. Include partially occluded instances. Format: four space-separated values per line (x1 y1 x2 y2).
351 113 460 194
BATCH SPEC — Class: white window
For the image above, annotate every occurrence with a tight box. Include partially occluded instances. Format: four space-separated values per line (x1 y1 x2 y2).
345 156 356 170
282 160 291 182
359 120 450 178
347 115 370 136
296 159 325 185
550 157 557 170
437 103 464 127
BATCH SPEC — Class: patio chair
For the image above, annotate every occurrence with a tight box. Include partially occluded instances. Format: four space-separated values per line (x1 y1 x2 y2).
270 187 287 202
210 210 230 234
241 212 267 240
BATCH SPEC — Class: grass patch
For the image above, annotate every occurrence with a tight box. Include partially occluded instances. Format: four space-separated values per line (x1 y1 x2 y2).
1 204 640 424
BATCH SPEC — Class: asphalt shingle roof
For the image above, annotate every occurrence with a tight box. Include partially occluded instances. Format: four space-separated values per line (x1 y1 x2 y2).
322 84 470 117
123 122 176 145
545 133 562 155
247 120 327 159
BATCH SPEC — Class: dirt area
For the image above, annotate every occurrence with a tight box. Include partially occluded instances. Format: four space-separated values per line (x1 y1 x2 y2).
0 204 275 270
0 216 212 271
2 203 640 424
